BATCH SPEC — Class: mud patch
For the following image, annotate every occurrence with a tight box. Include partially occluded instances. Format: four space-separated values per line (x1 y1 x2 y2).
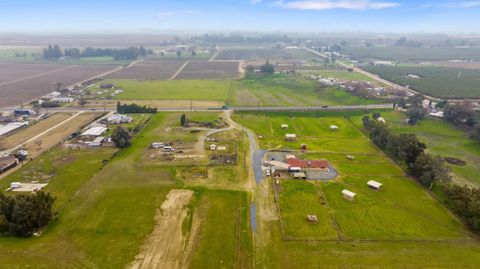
444 157 466 166
130 189 194 269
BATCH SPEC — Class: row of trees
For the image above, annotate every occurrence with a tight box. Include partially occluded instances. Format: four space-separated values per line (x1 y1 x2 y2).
363 114 450 188
442 185 480 233
0 192 55 237
44 44 153 60
116 102 157 114
363 113 480 234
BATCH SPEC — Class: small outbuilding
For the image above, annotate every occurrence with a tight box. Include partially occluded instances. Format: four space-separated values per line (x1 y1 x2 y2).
281 124 289 129
293 172 307 179
210 144 217 151
346 155 355 160
342 189 357 201
330 125 339 130
367 180 383 190
285 134 297 141
151 142 164 149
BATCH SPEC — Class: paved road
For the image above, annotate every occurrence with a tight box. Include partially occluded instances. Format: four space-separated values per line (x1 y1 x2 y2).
0 104 393 113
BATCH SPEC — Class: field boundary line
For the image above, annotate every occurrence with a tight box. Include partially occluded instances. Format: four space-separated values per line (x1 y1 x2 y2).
0 65 76 86
316 182 344 240
169 61 190 80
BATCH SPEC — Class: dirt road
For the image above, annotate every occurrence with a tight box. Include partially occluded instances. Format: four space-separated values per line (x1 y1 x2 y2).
130 189 194 269
169 61 190 80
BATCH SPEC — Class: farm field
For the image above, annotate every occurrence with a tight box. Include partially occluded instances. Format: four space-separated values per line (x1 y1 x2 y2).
106 59 187 80
82 99 224 109
230 75 383 107
352 111 480 187
216 47 323 61
343 46 480 61
0 112 72 150
0 112 254 268
363 65 480 98
0 63 120 108
234 112 480 267
109 79 231 101
175 60 240 80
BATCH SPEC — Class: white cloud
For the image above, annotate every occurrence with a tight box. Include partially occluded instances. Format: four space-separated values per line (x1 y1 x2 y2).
419 1 480 8
274 0 401 10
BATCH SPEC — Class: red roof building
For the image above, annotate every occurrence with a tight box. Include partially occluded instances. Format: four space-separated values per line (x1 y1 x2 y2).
286 158 329 170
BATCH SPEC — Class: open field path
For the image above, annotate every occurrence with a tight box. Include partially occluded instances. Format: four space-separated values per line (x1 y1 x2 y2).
129 189 194 269
169 61 190 80
208 50 220 61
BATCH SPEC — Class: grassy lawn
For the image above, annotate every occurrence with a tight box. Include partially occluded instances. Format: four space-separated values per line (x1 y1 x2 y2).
188 189 253 269
277 180 339 239
351 111 480 187
108 79 231 101
230 74 383 107
240 112 480 267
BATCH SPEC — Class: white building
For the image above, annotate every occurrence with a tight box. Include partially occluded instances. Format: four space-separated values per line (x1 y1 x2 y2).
367 180 383 190
51 97 74 103
81 126 107 137
342 189 357 200
107 114 132 124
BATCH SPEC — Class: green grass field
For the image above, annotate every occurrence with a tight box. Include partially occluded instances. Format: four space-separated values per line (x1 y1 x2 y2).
230 75 383 107
108 79 231 101
0 112 254 268
239 112 480 268
351 111 480 186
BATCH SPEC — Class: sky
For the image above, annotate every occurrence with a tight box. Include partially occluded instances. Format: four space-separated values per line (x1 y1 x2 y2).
0 0 480 34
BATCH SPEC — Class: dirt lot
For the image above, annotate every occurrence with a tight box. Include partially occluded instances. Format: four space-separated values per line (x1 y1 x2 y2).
0 64 119 108
22 112 101 158
107 59 187 80
174 61 240 80
130 189 195 269
0 113 72 150
81 99 224 109
0 62 71 83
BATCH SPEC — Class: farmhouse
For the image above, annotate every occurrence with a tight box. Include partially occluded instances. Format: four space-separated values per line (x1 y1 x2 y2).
285 134 297 141
367 180 383 190
107 114 132 124
286 158 329 171
81 126 107 137
0 156 18 174
342 189 357 200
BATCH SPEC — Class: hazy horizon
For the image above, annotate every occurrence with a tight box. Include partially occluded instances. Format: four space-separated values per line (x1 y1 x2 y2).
1 0 480 34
